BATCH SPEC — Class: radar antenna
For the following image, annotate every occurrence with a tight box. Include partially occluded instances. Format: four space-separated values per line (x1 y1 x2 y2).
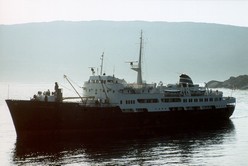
89 67 96 75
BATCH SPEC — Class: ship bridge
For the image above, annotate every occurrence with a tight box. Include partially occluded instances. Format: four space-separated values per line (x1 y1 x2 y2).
83 74 127 104
87 75 127 85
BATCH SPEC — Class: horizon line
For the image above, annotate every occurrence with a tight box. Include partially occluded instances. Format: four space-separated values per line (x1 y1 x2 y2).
0 20 247 28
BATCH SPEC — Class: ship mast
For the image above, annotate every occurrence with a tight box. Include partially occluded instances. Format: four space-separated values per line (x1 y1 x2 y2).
131 30 143 84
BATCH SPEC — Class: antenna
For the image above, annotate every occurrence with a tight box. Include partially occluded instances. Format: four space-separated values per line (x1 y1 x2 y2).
113 65 115 77
100 52 104 76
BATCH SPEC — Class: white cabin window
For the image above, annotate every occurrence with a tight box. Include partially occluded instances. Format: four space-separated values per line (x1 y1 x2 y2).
125 100 136 104
161 98 181 103
138 99 158 103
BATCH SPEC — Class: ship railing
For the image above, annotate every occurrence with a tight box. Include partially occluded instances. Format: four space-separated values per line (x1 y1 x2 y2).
127 83 156 89
130 64 139 69
223 96 236 105
63 96 95 101
205 89 223 96
80 102 119 107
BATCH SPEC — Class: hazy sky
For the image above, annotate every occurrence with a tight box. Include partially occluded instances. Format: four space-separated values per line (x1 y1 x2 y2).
1 0 248 27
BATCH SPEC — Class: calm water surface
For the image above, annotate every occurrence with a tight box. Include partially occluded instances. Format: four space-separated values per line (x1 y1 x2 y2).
0 83 247 165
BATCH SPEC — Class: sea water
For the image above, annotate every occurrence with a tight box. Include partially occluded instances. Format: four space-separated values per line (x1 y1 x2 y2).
0 83 248 165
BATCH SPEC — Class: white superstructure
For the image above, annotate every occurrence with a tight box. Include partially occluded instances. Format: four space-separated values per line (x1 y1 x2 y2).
82 31 236 112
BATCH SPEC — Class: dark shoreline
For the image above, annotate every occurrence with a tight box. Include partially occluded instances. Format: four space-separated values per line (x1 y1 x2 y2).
207 75 248 90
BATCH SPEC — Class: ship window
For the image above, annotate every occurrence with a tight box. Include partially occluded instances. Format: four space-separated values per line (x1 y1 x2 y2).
125 100 135 104
161 98 181 103
173 98 181 102
122 109 134 112
204 98 208 102
189 99 193 102
137 99 158 103
136 108 148 112
199 98 203 102
194 99 198 102
161 98 169 102
120 100 122 104
169 107 184 111
209 98 213 102
183 99 187 102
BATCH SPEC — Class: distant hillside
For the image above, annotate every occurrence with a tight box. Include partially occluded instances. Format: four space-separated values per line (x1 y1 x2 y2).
207 75 248 90
1 21 248 83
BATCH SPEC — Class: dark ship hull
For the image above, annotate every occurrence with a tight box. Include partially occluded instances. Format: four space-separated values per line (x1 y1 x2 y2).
6 100 235 138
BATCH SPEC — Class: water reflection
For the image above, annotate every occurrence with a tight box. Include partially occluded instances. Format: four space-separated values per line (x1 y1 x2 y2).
13 120 235 165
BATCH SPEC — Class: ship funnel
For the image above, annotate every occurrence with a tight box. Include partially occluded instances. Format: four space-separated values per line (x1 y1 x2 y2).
179 74 194 87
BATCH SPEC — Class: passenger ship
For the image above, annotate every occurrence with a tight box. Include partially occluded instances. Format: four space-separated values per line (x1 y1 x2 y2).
6 31 236 138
